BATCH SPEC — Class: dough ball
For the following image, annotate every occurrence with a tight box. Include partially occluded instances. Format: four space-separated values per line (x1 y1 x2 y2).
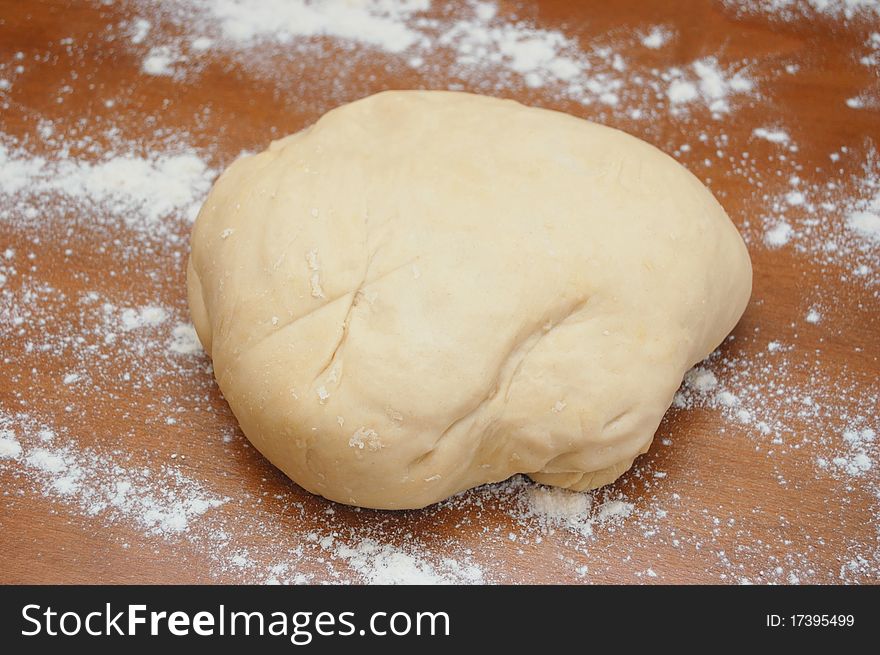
187 91 751 509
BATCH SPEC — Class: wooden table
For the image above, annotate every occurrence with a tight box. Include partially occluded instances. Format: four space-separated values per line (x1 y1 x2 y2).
1 0 878 584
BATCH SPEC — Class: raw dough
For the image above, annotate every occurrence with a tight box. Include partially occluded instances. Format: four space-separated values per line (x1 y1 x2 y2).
187 91 751 509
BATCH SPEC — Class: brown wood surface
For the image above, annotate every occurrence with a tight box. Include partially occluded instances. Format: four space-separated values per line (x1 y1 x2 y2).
1 0 878 584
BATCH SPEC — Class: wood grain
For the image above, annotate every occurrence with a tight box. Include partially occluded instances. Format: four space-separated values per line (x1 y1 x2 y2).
0 0 878 584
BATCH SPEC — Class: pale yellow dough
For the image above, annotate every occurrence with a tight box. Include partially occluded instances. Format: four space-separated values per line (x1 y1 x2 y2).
187 91 751 509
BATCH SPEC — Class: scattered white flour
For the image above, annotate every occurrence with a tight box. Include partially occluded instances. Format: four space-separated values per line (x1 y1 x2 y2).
846 96 867 109
438 12 586 90
191 36 214 51
764 221 794 247
333 538 483 584
832 428 876 476
3 413 227 535
204 0 428 53
519 484 636 541
597 499 635 522
753 127 790 144
685 368 718 392
805 308 822 324
725 0 880 22
832 428 877 477
130 18 152 45
168 323 202 355
858 32 880 68
121 305 169 330
129 0 757 116
667 80 699 104
641 26 671 49
524 485 595 536
665 57 754 114
785 190 805 206
675 342 878 486
0 140 213 242
742 151 880 290
847 199 880 243
0 431 22 459
142 46 179 76
26 448 68 475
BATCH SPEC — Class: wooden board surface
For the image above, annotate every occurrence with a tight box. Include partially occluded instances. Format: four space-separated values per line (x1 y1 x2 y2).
1 0 878 584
